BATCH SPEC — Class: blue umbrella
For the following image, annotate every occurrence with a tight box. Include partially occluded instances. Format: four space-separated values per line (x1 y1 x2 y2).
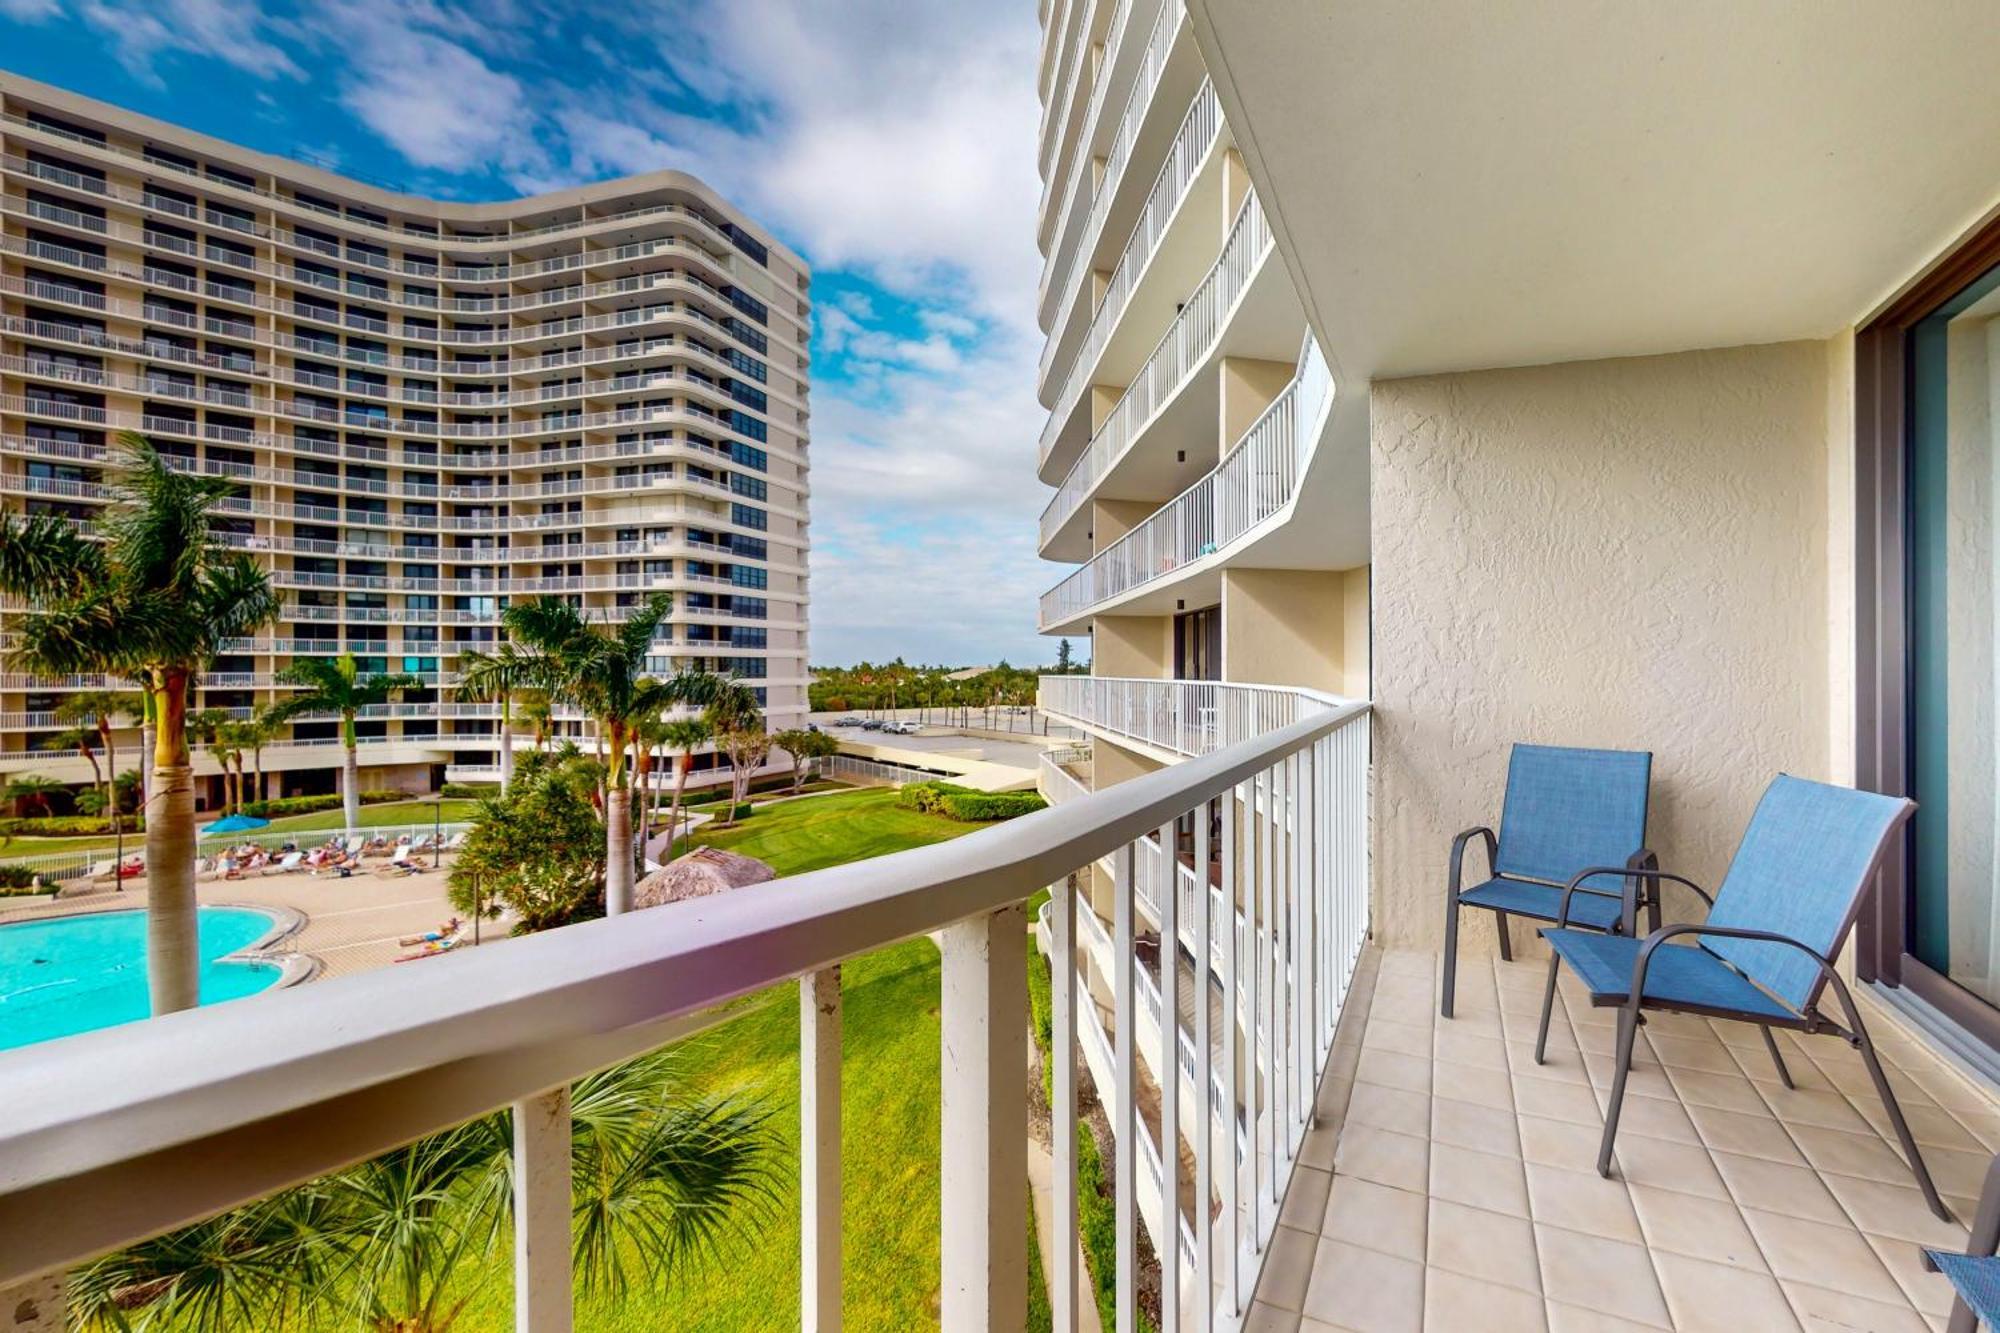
201 813 271 836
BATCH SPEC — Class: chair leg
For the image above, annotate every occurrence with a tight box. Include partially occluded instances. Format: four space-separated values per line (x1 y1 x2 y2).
1441 896 1460 1019
1597 1003 1641 1179
1534 950 1561 1065
1495 910 1513 962
1759 1026 1795 1091
1854 1023 1953 1222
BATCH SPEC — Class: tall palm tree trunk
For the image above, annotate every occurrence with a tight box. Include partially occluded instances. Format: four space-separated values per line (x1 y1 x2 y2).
252 743 264 805
667 754 691 861
604 722 633 915
139 696 154 812
148 671 200 1015
99 720 119 841
341 715 361 837
499 697 515 794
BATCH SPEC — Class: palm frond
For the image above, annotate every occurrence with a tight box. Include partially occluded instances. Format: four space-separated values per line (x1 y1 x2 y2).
0 511 104 598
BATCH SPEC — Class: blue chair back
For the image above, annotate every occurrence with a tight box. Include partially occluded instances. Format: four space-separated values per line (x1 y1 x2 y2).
1704 775 1914 1011
1492 744 1652 886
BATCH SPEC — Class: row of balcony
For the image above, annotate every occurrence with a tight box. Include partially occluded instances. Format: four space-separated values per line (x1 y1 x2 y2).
1040 187 1274 552
1039 11 1201 418
2 114 774 262
1040 332 1331 630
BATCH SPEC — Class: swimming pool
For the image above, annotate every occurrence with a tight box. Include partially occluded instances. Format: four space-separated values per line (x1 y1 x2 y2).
0 906 285 1051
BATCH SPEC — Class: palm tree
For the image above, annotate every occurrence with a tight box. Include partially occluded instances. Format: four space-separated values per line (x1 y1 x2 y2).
55 687 138 840
455 644 531 793
517 686 554 752
630 710 674 871
188 709 242 814
70 1052 781 1333
40 727 100 804
0 434 281 1014
266 653 420 837
244 706 282 806
501 595 729 915
659 716 711 856
4 772 67 818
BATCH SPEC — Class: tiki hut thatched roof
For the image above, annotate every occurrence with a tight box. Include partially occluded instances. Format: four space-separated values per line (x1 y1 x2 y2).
633 845 777 909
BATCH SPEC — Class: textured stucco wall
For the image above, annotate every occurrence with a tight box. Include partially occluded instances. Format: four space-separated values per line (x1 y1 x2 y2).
1093 614 1172 678
1371 341 1837 952
1221 567 1361 695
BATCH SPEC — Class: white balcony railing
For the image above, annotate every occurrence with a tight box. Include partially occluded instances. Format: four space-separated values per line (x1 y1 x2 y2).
1039 745 1092 804
1041 189 1274 550
0 689 1369 1333
1041 332 1333 629
1037 674 1346 759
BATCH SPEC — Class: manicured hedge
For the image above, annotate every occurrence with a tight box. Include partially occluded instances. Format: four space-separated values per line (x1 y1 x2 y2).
237 790 409 818
0 815 145 836
1028 947 1055 1102
441 782 499 798
896 782 1047 822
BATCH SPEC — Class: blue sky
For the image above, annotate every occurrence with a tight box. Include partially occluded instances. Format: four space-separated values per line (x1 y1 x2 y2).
0 0 1067 669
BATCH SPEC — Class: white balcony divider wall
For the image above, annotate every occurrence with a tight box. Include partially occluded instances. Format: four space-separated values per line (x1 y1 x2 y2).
0 699 1369 1333
1042 188 1273 547
1041 332 1332 628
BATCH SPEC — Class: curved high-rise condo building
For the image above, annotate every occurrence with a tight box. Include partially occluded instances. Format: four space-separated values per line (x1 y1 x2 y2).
0 73 809 804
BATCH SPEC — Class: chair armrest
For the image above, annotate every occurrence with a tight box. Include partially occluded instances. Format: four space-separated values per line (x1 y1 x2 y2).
1449 826 1496 901
1554 864 1711 929
1628 921 1826 1013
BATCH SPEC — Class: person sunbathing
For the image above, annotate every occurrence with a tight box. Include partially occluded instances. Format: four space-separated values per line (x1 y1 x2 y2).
397 917 462 947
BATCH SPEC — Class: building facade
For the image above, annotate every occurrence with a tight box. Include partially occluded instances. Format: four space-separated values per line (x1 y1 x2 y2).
0 73 810 806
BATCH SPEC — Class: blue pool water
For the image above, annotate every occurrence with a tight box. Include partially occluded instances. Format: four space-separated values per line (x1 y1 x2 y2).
0 907 282 1050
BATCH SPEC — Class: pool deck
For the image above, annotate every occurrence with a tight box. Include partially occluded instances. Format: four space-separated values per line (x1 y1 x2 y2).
0 858 488 979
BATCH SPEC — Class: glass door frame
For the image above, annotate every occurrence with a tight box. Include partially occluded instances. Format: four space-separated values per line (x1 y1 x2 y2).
1857 207 2000 1050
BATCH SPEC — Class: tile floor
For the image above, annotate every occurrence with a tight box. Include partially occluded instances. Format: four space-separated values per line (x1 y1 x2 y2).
1245 946 2000 1332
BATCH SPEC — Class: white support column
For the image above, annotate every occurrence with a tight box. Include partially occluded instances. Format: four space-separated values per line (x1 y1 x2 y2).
1114 843 1138 1333
513 1087 573 1333
801 966 842 1333
940 904 1029 1332
1052 877 1081 1333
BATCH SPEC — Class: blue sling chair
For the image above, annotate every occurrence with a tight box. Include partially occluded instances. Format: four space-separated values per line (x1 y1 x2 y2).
1927 1153 2000 1332
1441 743 1657 1019
1533 774 1951 1222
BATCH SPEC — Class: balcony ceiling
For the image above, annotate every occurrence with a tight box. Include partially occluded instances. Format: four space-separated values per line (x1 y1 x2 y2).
1186 0 2000 382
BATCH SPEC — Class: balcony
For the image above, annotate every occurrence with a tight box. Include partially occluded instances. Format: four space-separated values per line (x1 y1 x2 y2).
1040 189 1298 561
1038 673 1346 759
1041 332 1332 633
0 696 1372 1333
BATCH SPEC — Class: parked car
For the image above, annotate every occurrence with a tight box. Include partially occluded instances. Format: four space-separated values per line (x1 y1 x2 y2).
885 721 922 736
861 719 886 731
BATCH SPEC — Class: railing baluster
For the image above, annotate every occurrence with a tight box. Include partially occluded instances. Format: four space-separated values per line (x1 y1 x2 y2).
940 905 1029 1332
1194 797 1215 1332
1158 818 1181 1333
1052 875 1081 1333
1114 842 1138 1333
800 967 842 1333
1224 779 1245 1313
513 1087 573 1333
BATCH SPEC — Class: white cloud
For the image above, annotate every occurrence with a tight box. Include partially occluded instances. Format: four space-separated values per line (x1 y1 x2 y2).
330 21 539 175
76 0 302 83
0 0 60 21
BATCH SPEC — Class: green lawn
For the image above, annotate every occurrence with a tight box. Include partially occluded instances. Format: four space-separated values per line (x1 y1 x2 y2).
442 787 1035 1332
1 798 483 859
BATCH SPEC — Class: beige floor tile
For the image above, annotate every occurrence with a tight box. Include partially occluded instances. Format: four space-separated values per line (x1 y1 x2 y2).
1432 1059 1516 1111
1766 1086 1875 1135
1544 1301 1670 1333
1423 1267 1548 1333
1430 1142 1530 1217
1258 1223 1323 1312
1790 1123 1927 1186
1534 1225 1671 1327
1856 1099 1986 1154
1431 1095 1523 1158
1664 1067 1772 1116
1300 1238 1426 1333
1366 1018 1436 1059
1281 1164 1334 1232
1818 1172 1972 1250
1510 1041 1590 1081
1322 1176 1428 1261
1712 1152 1853 1226
1434 1026 1511 1070
1519 1115 1606 1172
1512 1074 1604 1127
1427 1198 1541 1294
1347 1081 1431 1133
1614 1093 1703 1146
1863 1232 1960 1319
1604 1130 1730 1199
1583 1055 1678 1102
1652 1251 1804 1333
1645 1031 1744 1076
1626 1182 1768 1271
1734 1040 1840 1093
1524 1162 1643 1243
1334 1124 1430 1194
1356 1047 1436 1096
1378 950 1435 978
1913 1143 1998 1201
1243 1301 1304 1333
1685 1102 1807 1164
1779 1280 1933 1333
1741 1207 1908 1304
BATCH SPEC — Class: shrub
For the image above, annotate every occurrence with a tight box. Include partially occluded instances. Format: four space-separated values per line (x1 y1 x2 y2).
0 863 41 890
1027 946 1054 1103
729 802 754 822
236 790 412 819
441 782 499 799
0 815 146 837
937 791 1047 822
